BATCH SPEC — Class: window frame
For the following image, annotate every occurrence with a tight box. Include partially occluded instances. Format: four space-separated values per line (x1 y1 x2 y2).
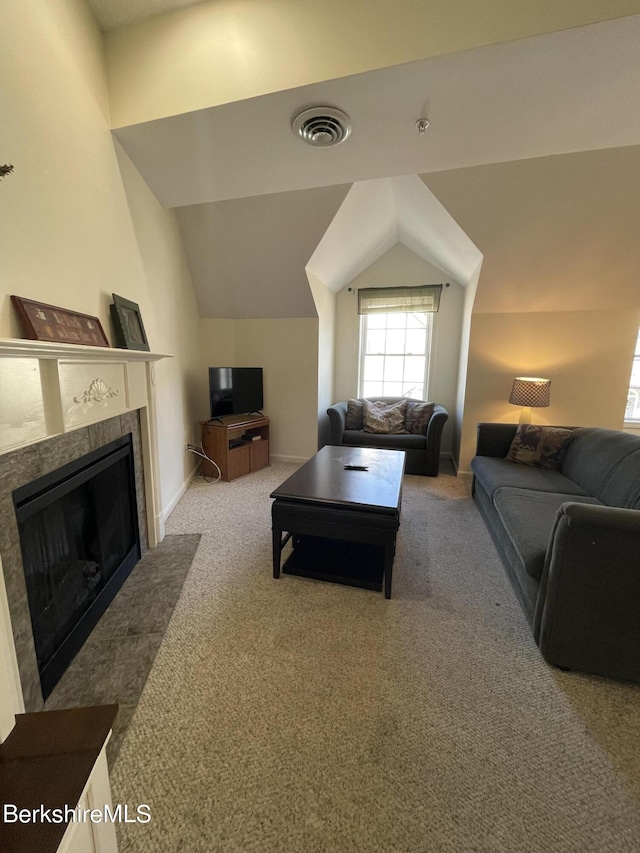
357 310 434 400
625 328 640 424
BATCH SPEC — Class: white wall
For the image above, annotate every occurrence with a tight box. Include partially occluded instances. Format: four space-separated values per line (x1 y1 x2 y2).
425 146 640 470
200 318 319 462
0 0 203 732
451 262 482 468
114 145 203 513
307 272 336 448
104 0 640 127
333 243 464 454
0 0 202 515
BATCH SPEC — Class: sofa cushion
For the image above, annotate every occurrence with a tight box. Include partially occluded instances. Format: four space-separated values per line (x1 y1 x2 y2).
562 427 640 508
506 424 573 470
471 456 589 500
343 430 426 449
405 401 435 435
493 488 603 580
362 399 408 434
346 398 365 430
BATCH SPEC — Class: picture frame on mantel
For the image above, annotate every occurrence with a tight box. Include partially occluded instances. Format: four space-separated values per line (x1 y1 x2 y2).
11 296 110 347
110 293 150 352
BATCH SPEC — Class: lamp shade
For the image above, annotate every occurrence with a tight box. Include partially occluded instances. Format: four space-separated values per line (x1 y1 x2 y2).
509 377 551 408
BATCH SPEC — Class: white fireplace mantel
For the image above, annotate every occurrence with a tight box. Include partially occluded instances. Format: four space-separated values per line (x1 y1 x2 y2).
0 337 172 548
0 337 170 361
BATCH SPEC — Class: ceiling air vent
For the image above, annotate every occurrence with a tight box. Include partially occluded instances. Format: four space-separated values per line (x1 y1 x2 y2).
292 106 352 147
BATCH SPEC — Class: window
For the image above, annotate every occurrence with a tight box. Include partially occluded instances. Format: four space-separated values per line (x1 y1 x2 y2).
625 328 640 422
359 311 432 399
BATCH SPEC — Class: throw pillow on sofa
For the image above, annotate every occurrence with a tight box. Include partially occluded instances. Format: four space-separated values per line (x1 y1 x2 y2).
507 424 573 470
346 398 365 430
362 399 408 434
405 401 435 435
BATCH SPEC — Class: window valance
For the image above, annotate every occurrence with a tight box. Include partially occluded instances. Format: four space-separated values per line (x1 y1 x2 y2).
357 285 442 315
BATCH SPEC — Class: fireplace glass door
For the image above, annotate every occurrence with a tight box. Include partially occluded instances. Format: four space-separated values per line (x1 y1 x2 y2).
14 435 140 698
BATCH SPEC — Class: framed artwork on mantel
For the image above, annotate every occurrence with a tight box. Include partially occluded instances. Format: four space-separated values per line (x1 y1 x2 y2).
11 296 110 347
110 294 150 352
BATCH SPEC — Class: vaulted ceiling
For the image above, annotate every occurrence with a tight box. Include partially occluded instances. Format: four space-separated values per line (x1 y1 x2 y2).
306 176 482 294
175 184 351 319
114 16 640 208
108 10 640 318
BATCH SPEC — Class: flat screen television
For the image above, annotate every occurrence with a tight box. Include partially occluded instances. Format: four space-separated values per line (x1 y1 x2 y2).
209 367 264 418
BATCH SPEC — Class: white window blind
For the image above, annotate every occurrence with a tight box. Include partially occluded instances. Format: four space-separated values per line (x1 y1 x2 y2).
358 285 442 315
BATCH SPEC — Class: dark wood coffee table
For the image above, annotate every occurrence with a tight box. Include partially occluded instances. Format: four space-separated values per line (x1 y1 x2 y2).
271 446 405 598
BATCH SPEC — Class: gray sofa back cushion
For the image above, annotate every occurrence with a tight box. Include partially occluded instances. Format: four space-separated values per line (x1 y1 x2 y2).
561 428 640 508
471 456 589 500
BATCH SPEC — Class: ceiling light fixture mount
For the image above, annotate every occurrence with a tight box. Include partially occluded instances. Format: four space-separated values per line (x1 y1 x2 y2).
415 118 430 135
292 106 352 147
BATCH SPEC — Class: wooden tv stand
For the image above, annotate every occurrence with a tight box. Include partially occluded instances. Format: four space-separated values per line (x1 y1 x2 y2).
200 414 270 482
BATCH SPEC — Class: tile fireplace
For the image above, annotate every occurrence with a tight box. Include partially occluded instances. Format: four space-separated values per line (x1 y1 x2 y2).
14 434 141 700
0 338 169 719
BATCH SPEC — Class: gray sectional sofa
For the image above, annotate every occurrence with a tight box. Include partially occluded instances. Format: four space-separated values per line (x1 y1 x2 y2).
472 423 640 683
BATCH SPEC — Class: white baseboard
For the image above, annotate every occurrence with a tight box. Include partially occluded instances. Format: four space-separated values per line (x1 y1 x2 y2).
159 464 198 534
270 454 311 464
440 451 460 475
440 451 472 481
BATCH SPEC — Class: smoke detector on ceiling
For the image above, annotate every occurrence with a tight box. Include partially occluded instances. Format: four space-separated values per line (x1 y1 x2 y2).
292 106 352 147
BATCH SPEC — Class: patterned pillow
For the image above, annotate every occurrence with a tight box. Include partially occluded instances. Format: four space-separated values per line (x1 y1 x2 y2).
405 401 435 435
346 398 365 430
507 424 573 470
362 399 408 434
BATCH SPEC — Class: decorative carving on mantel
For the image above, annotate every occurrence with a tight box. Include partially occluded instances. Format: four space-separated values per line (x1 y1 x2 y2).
73 378 119 404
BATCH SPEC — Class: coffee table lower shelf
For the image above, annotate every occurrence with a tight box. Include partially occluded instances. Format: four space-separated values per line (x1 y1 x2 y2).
282 535 384 592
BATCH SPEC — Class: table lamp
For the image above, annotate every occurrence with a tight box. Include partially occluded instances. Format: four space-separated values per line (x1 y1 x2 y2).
509 377 551 424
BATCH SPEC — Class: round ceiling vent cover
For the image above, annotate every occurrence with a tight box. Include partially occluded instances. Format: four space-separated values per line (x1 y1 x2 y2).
292 106 352 147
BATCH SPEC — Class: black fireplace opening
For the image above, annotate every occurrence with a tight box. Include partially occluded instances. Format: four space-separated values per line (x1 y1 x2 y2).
13 434 141 700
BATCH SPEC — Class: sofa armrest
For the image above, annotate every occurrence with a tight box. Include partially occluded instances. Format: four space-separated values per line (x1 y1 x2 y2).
423 405 448 475
426 405 448 448
534 502 640 681
327 402 348 446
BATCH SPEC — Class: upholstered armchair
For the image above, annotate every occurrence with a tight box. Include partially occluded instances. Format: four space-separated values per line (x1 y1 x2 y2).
327 397 449 476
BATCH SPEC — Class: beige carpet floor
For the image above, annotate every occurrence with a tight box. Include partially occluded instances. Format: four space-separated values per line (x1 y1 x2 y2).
111 463 640 852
